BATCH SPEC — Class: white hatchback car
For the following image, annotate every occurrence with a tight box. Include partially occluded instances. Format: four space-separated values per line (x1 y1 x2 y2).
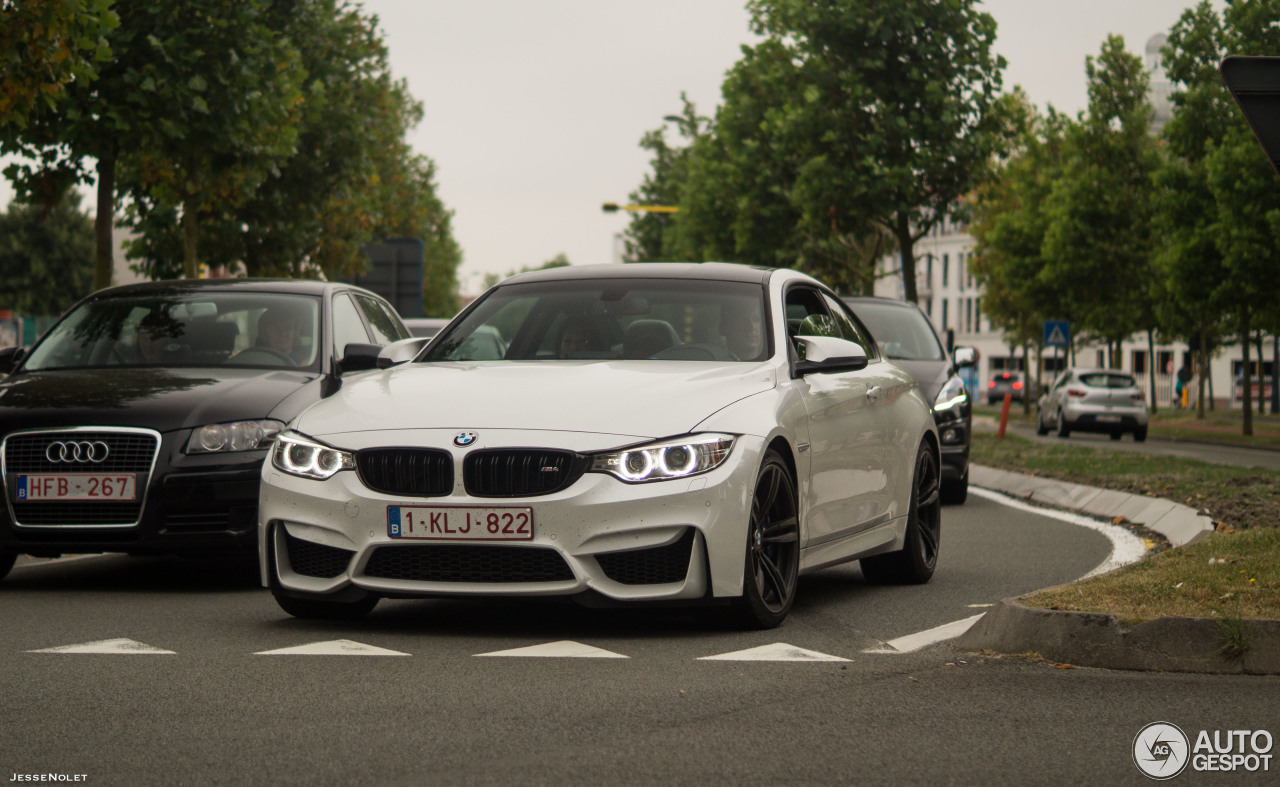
1036 368 1149 441
259 263 940 628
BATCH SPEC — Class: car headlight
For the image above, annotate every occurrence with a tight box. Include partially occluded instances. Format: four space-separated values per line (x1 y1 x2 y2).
933 377 968 413
186 419 284 454
590 434 735 483
271 430 354 480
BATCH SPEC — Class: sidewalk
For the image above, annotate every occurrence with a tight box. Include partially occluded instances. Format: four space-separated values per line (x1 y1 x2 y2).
954 463 1280 675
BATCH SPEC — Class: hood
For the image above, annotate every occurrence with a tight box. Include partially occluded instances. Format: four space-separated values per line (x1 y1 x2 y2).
889 359 951 404
296 361 778 440
0 368 320 433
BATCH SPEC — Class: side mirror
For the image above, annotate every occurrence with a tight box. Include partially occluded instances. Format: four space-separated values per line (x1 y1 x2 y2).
793 335 868 376
376 336 429 369
337 343 383 374
0 346 26 376
953 346 978 369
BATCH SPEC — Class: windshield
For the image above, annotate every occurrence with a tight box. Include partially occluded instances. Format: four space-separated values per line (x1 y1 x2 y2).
846 301 946 362
423 279 770 363
23 292 322 372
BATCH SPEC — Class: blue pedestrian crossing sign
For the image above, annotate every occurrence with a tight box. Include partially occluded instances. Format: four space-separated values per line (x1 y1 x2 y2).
1044 320 1070 348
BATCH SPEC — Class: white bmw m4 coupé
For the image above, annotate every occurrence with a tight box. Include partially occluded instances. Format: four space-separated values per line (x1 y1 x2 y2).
259 263 940 628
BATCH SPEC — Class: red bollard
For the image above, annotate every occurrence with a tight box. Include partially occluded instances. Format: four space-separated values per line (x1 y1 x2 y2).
997 392 1013 439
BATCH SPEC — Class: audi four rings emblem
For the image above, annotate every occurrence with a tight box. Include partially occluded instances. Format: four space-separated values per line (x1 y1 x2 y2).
45 440 110 463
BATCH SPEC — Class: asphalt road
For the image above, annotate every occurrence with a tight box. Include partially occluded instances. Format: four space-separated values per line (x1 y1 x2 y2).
978 414 1280 471
5 495 1278 784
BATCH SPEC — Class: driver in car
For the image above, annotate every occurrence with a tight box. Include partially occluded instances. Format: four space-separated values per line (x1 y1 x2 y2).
720 307 765 361
233 306 299 364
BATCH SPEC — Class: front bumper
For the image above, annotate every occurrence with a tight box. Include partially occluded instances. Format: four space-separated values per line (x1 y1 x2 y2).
259 431 766 604
1 427 266 558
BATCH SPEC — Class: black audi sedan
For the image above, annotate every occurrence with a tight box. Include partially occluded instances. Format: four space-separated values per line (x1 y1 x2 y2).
843 296 975 505
0 278 420 581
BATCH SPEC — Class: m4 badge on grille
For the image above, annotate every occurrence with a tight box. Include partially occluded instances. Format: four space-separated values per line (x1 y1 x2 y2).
540 466 559 473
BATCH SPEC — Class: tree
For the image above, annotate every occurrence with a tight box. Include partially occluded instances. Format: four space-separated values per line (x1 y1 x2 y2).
622 94 704 262
1157 0 1280 433
4 0 305 287
0 194 95 314
0 0 117 129
1041 35 1160 369
741 0 1011 302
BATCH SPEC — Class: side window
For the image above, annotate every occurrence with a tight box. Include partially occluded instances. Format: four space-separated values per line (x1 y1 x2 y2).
332 294 372 356
784 287 830 338
355 295 405 346
821 293 877 359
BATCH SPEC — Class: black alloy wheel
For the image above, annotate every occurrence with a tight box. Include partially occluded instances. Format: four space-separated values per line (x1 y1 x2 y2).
732 449 800 629
860 442 942 585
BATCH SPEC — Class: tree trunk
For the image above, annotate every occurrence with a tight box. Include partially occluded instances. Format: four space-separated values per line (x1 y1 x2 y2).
1147 330 1157 414
1241 306 1253 437
1256 330 1266 415
895 212 918 303
94 150 117 290
183 196 199 279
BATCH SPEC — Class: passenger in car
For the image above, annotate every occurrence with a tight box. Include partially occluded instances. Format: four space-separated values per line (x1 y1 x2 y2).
558 314 609 358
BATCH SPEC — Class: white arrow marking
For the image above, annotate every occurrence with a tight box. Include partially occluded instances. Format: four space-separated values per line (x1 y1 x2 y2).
28 638 176 654
255 639 409 656
698 643 850 662
862 614 985 654
475 640 628 659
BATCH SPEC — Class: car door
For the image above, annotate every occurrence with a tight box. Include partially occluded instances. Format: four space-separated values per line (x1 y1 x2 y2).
786 286 892 548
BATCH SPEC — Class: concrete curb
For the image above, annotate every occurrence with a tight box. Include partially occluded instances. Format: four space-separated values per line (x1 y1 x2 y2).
958 464 1275 674
970 465 1216 548
956 597 1280 675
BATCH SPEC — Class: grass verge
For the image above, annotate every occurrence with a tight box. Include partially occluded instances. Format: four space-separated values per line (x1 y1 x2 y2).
970 431 1280 623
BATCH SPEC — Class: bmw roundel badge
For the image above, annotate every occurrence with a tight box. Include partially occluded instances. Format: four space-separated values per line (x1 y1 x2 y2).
454 431 478 447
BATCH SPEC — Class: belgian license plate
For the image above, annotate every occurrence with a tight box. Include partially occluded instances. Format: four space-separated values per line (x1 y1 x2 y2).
16 473 137 501
387 506 533 541
1097 414 1121 423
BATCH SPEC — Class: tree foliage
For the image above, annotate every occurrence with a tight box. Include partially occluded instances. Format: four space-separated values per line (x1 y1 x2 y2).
0 193 95 314
0 0 118 129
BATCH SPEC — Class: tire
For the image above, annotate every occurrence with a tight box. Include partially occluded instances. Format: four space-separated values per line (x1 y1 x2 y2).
1134 426 1148 443
1055 409 1071 438
860 442 941 585
1110 432 1122 441
940 465 968 505
730 449 800 629
271 588 379 621
0 550 16 582
1035 408 1050 436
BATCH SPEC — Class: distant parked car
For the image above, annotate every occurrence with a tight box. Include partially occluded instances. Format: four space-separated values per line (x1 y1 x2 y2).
403 318 450 339
843 296 975 505
0 278 424 582
987 371 1025 404
1036 368 1149 441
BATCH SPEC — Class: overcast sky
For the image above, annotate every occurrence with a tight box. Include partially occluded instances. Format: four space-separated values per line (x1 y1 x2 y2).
1 1 1225 297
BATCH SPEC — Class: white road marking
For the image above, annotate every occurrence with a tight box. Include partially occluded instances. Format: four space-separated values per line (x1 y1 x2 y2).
28 638 176 654
475 640 628 659
863 615 985 654
862 487 1151 655
698 643 850 662
255 640 409 656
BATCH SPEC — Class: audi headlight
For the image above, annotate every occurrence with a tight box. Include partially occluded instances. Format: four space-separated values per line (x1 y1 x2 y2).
933 377 968 413
271 430 354 480
186 419 284 454
590 434 735 483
